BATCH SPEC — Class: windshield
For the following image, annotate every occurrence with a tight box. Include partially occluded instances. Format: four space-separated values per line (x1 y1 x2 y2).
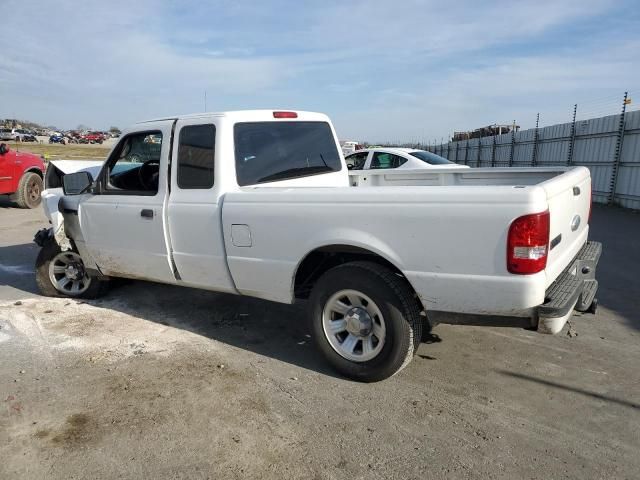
234 121 342 186
409 150 454 165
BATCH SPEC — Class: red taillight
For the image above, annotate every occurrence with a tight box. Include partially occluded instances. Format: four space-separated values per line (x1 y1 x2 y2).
507 210 550 274
273 111 297 118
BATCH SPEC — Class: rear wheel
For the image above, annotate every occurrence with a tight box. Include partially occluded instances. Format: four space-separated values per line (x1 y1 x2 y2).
35 240 108 298
15 172 43 209
309 261 422 382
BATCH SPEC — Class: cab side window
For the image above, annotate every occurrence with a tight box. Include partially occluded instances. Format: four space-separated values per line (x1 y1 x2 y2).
106 131 162 194
346 152 368 170
177 124 216 189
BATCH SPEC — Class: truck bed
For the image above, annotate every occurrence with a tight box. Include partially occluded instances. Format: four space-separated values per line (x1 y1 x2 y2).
225 166 591 317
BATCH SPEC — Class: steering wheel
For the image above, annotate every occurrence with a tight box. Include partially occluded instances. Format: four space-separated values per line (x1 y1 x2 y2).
138 159 160 191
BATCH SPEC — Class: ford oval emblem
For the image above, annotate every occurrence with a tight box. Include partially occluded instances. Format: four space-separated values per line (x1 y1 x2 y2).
571 215 581 231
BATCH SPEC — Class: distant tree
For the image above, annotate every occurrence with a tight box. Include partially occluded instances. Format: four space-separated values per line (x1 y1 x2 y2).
77 124 89 131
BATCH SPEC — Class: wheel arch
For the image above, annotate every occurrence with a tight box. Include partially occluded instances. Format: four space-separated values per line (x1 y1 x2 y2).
24 167 44 179
293 243 418 301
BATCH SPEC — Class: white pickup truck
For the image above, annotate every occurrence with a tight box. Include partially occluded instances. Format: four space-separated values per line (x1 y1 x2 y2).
35 110 601 381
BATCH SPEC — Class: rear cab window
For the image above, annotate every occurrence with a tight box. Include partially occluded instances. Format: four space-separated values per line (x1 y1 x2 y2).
234 121 342 186
177 124 215 189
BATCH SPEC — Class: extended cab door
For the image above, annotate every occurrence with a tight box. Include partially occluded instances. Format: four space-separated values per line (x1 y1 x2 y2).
78 121 176 283
166 118 236 293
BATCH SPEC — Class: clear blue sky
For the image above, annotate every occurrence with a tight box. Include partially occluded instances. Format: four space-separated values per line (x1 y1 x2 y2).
1 0 638 142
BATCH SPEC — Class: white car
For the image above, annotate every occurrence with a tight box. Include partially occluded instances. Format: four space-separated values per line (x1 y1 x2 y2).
36 110 599 381
11 128 30 141
346 147 469 170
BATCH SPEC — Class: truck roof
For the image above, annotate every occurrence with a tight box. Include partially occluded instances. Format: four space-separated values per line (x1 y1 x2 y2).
136 110 330 124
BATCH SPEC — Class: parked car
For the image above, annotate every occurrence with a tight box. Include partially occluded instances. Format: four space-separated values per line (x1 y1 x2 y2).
0 128 14 141
21 133 38 142
341 141 363 156
11 128 37 141
346 147 469 170
0 143 45 208
35 110 600 382
82 132 104 144
49 134 67 144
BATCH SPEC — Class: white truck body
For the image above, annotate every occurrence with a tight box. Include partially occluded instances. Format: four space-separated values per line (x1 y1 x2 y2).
37 110 601 380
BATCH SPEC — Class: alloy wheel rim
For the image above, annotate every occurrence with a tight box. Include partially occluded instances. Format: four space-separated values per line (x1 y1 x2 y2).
48 251 91 295
322 289 386 362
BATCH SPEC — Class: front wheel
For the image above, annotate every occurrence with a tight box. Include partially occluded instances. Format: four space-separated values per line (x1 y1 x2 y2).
35 240 108 298
15 172 43 209
309 261 422 382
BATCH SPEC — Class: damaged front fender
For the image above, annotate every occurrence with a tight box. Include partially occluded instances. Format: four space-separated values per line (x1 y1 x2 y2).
40 188 73 251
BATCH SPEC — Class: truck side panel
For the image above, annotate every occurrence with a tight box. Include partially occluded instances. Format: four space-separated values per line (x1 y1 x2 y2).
222 185 550 315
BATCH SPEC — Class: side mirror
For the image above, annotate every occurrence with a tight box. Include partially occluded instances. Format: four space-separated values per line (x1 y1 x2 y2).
0 143 8 155
63 171 94 195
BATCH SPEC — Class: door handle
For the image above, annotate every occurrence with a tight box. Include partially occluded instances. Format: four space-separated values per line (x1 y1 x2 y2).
140 209 154 219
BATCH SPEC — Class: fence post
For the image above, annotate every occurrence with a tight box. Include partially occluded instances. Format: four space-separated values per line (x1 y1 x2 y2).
455 141 459 163
476 138 481 166
491 134 497 167
609 92 629 205
531 113 540 166
509 126 516 167
567 104 577 165
464 140 469 165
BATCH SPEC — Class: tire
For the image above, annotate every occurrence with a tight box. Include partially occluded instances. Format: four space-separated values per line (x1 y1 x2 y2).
309 261 422 382
35 239 108 299
15 172 43 209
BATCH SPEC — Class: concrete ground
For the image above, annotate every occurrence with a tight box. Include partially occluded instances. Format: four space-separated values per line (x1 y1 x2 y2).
0 200 638 479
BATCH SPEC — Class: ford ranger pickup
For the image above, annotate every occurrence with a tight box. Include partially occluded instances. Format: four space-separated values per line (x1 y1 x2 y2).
34 110 601 381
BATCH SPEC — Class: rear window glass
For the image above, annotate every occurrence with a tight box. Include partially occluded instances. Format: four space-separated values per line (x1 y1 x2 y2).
409 150 454 165
234 121 342 186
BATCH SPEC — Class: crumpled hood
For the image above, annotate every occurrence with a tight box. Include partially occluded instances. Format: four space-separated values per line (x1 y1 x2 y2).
49 159 104 176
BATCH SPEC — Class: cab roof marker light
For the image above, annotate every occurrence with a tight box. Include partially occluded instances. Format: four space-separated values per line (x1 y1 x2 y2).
273 111 298 118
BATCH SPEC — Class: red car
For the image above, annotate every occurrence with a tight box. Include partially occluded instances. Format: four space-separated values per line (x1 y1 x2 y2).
0 143 45 208
82 132 104 144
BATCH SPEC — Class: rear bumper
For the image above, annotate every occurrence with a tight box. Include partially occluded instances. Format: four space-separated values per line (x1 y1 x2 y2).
537 241 602 333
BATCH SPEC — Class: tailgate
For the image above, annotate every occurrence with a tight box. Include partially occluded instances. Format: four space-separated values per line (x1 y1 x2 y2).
542 167 591 288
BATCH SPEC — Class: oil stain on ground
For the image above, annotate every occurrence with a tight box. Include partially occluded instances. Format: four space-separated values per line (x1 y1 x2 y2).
35 413 97 447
